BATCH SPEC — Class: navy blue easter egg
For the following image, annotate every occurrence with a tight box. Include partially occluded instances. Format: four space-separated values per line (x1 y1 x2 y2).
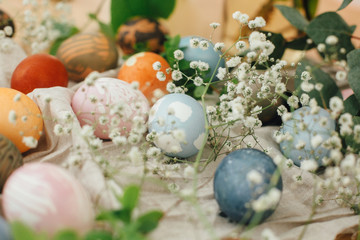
280 106 335 167
179 36 225 82
0 216 12 240
214 148 282 224
148 93 206 158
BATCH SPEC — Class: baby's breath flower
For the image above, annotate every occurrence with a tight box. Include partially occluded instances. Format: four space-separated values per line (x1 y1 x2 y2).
232 11 241 20
261 228 279 240
335 71 347 81
152 61 161 70
128 146 143 165
189 38 200 48
214 42 225 51
171 70 182 81
329 96 344 117
226 56 241 68
235 41 247 51
301 159 318 172
325 35 338 45
189 61 199 69
199 40 209 50
156 71 166 81
300 93 310 106
247 170 263 184
252 188 281 212
85 71 99 86
216 67 227 80
315 194 324 206
301 71 312 81
184 165 195 178
311 135 323 148
239 14 249 25
198 61 209 71
287 95 299 109
317 43 326 52
209 22 220 29
146 147 161 158
173 49 184 60
315 83 323 91
166 82 176 93
4 26 13 36
193 76 203 86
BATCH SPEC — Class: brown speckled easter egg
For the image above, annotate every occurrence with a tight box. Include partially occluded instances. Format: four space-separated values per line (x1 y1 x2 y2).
0 134 23 193
116 17 168 55
56 32 118 82
0 9 15 37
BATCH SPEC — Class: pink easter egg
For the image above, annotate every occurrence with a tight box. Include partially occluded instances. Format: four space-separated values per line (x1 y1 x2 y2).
341 88 354 100
71 77 150 139
2 162 94 235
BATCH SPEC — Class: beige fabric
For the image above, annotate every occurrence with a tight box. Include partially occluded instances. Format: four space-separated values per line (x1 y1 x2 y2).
18 70 358 239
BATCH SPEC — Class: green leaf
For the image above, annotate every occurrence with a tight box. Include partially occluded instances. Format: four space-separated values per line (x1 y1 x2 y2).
305 12 354 57
294 59 341 108
347 49 360 105
88 13 114 39
285 35 315 50
350 25 356 34
306 0 318 19
256 31 286 69
122 185 140 211
11 222 47 240
275 5 309 31
344 94 360 115
135 211 163 234
338 0 353 11
49 26 79 55
110 0 176 33
53 230 79 240
84 230 113 240
96 209 132 224
194 86 206 98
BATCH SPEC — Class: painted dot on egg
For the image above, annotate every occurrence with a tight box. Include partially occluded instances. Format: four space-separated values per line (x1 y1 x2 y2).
0 134 23 192
2 162 94 235
0 88 43 153
71 77 149 139
148 93 207 158
117 52 171 103
56 32 119 82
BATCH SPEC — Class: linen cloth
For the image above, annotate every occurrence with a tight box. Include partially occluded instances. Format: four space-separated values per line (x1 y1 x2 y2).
19 73 358 240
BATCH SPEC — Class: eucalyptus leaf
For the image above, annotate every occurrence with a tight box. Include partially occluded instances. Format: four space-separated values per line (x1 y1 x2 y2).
338 0 353 11
344 94 360 115
347 49 360 105
135 211 163 234
285 35 315 50
350 25 356 34
96 209 132 224
295 59 341 108
275 5 309 31
11 222 47 240
305 12 354 57
110 0 176 33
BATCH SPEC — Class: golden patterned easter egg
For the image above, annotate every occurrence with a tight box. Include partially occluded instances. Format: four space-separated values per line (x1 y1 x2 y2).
116 17 168 55
0 88 43 153
0 134 23 193
56 32 119 82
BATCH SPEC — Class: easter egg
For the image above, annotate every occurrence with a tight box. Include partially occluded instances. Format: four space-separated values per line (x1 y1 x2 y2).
71 77 149 139
148 93 206 158
0 88 43 153
0 9 15 37
214 148 283 223
116 17 168 55
0 134 23 192
280 106 336 166
179 36 225 82
0 216 12 240
11 54 68 94
2 162 94 235
56 32 118 82
117 52 171 103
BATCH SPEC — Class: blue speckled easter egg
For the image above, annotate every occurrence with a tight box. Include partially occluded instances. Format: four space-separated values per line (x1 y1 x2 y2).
214 148 282 224
179 36 225 82
0 216 12 240
148 93 206 158
280 106 335 166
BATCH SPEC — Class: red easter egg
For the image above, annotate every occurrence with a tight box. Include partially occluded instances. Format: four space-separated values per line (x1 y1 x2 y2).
11 54 68 94
117 52 171 103
2 162 94 235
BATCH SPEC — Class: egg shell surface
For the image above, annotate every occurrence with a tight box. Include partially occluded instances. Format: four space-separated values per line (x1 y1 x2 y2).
214 148 283 223
0 134 23 192
2 162 94 235
179 36 225 82
280 106 335 166
0 88 43 153
72 77 149 139
56 32 118 82
117 52 171 103
148 93 206 158
11 54 68 94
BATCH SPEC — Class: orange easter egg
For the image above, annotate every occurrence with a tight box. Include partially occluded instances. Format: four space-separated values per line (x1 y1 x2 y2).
117 52 171 103
0 88 43 152
56 32 119 82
